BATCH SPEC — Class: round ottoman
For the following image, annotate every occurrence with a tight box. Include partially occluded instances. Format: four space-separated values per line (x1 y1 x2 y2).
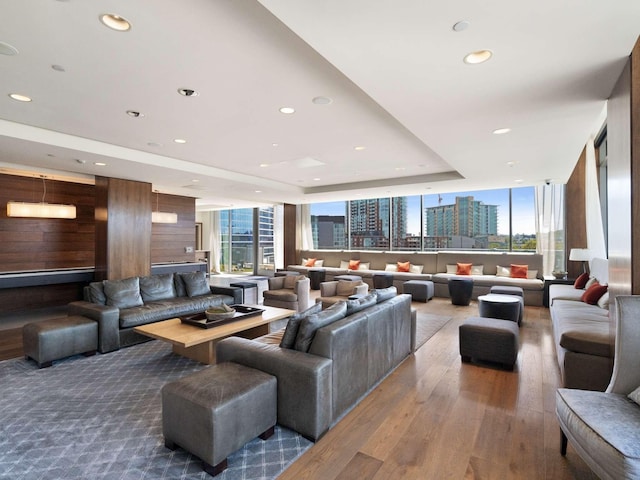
448 277 474 306
308 268 326 290
373 272 394 289
402 280 434 302
478 294 522 324
489 286 524 324
459 316 520 370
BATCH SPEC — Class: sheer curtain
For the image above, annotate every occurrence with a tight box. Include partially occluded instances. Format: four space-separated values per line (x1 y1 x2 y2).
585 138 607 261
210 211 222 273
300 203 314 251
273 205 284 270
535 183 565 277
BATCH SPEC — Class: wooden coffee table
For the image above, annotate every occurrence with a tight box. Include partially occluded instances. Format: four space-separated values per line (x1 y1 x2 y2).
133 304 295 364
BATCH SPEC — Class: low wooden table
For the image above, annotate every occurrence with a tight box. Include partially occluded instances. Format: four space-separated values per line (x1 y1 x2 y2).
133 305 295 364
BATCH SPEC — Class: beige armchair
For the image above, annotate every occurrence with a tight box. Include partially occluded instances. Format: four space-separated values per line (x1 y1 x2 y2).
262 275 311 312
316 280 369 308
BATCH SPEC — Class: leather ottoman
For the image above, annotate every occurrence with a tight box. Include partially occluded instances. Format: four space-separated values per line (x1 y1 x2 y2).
402 280 434 302
162 362 277 476
459 316 520 370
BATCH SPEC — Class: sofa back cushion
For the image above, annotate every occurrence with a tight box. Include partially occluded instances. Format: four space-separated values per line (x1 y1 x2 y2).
294 301 347 352
374 286 397 302
139 273 176 302
279 302 323 349
180 271 210 297
336 280 360 296
103 277 144 309
346 292 378 315
86 282 107 305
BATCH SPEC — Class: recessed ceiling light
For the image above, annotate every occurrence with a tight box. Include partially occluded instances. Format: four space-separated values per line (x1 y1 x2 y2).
506 161 515 167
126 110 144 117
312 96 332 105
255 190 262 193
463 50 493 64
272 143 279 147
9 93 31 102
177 88 198 97
173 138 187 144
0 41 19 56
51 64 65 72
313 178 321 181
515 179 523 184
354 146 366 151
493 127 511 135
191 179 199 183
452 20 470 32
279 107 295 114
94 162 107 167
395 167 406 171
259 163 269 168
99 14 131 32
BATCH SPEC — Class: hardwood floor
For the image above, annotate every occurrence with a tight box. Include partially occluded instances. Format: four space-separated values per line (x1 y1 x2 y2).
279 297 598 480
0 295 598 478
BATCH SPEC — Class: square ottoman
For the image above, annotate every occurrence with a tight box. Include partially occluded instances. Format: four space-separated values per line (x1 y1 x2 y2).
402 280 434 302
459 316 519 370
162 362 277 476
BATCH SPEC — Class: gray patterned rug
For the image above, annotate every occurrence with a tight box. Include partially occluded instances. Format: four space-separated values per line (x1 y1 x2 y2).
0 341 312 480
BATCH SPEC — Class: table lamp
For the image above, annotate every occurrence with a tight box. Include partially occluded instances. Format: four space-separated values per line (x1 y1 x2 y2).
569 248 590 274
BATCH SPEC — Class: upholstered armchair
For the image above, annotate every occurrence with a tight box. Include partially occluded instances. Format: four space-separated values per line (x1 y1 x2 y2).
556 295 640 479
262 275 311 312
316 280 369 308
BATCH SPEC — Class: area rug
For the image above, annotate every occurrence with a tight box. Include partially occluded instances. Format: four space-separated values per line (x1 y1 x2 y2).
0 341 312 480
415 313 453 351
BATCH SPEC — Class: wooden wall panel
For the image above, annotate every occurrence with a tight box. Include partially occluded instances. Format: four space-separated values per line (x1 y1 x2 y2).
631 37 640 294
565 148 588 279
151 193 196 264
0 174 95 272
283 203 297 268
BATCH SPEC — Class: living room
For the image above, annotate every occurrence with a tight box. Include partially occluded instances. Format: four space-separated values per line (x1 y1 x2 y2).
1 2 640 479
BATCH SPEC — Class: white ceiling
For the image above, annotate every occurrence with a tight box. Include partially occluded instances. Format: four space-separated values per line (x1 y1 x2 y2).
0 0 638 210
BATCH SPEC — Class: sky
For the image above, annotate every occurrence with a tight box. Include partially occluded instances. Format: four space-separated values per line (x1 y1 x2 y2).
310 187 536 236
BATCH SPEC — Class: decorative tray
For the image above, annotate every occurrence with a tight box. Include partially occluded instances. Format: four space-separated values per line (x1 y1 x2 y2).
180 305 264 329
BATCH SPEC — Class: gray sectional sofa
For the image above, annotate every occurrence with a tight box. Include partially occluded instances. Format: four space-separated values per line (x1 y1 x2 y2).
68 272 241 353
289 249 544 305
216 287 414 441
549 258 614 391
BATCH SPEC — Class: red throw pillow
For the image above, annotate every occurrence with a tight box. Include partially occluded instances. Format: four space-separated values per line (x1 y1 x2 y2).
456 263 472 275
397 261 410 272
510 264 528 279
573 272 589 289
581 282 608 305
304 258 316 267
349 259 361 270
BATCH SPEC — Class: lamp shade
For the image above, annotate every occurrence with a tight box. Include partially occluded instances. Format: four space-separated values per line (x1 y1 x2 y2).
151 211 178 224
569 248 590 262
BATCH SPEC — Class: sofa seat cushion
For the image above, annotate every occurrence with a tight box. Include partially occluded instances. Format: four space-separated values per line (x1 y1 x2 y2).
263 289 298 303
432 273 543 290
549 284 585 304
557 388 640 478
119 294 231 328
552 300 612 357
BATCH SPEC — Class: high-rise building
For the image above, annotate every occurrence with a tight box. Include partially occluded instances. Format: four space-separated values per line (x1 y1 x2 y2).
425 196 498 242
312 215 346 249
349 198 407 249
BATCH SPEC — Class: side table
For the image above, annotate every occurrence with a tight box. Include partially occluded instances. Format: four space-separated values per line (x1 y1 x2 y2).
308 269 326 290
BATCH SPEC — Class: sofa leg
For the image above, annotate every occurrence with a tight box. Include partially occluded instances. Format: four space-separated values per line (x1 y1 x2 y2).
259 425 275 440
560 429 567 456
204 458 227 476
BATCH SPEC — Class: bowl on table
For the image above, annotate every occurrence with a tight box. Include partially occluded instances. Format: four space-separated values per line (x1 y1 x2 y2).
205 304 236 321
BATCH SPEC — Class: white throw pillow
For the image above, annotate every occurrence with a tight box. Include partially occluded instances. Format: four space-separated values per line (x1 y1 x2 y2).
629 385 640 405
385 263 397 272
340 260 350 269
301 258 308 266
359 262 370 270
315 259 324 267
597 291 609 309
496 265 511 277
585 276 598 289
446 264 457 274
527 269 538 279
470 265 484 275
410 264 424 274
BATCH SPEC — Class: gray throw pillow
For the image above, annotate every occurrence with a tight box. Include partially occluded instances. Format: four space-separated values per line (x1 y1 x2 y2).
180 271 210 297
374 286 397 303
87 282 106 305
279 302 323 349
103 277 143 309
139 273 176 302
294 301 347 352
346 291 378 315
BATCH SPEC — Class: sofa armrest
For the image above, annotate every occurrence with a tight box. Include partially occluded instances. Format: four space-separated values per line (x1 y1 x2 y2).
294 277 311 311
216 336 332 440
210 285 243 304
320 281 338 296
67 301 120 353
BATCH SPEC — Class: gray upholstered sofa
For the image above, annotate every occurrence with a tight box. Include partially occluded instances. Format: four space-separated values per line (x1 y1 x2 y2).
216 288 414 441
68 272 241 353
549 258 613 391
289 250 545 305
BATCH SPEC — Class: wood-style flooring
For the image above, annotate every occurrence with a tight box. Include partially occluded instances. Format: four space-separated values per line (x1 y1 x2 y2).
0 296 598 479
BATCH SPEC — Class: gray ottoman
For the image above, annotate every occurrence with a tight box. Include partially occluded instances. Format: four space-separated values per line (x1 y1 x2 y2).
402 280 434 302
334 274 362 282
459 316 519 370
162 362 277 476
23 315 98 368
373 272 394 289
489 286 524 324
478 293 522 324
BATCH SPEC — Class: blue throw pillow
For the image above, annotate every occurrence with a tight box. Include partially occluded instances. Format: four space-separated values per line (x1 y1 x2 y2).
279 302 323 349
294 301 347 352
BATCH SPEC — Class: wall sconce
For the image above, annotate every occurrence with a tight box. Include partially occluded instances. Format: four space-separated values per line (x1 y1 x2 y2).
569 248 590 274
152 191 177 224
6 176 76 219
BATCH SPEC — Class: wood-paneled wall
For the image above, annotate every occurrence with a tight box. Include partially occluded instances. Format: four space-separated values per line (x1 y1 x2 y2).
151 193 196 264
283 203 297 268
565 149 588 280
0 174 95 272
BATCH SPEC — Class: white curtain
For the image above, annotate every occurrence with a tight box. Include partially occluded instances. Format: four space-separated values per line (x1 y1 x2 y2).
273 205 284 270
535 183 565 277
585 138 607 262
300 203 314 251
210 211 222 273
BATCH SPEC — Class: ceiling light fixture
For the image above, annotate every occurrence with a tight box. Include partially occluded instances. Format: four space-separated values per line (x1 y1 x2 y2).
9 93 31 102
463 50 493 64
173 138 187 144
493 127 511 135
279 107 295 114
51 64 65 72
272 143 279 147
354 146 366 151
259 163 269 167
452 20 470 32
177 88 198 97
99 14 131 32
0 41 19 56
312 96 332 105
94 162 107 166
152 191 177 224
6 176 76 219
